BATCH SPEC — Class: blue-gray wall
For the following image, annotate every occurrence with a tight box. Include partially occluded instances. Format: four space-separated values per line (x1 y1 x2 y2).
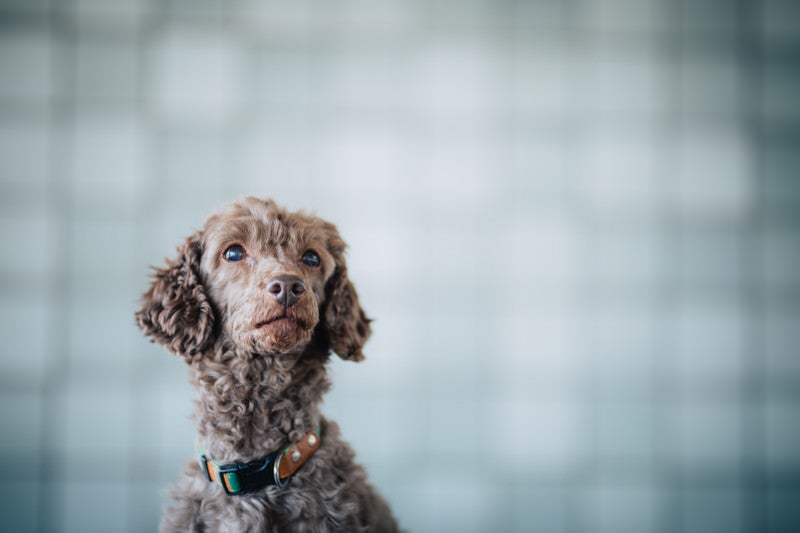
1 0 799 531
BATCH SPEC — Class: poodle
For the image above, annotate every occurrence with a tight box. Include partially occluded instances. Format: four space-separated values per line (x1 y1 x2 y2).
135 197 398 532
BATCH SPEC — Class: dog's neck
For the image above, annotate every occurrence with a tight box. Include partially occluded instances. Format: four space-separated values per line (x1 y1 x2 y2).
190 338 331 464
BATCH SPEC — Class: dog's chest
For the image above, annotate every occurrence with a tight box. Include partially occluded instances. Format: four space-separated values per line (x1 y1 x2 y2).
196 475 325 532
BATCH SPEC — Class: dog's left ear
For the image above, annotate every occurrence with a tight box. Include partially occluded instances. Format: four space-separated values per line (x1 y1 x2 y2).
322 235 372 362
135 231 216 362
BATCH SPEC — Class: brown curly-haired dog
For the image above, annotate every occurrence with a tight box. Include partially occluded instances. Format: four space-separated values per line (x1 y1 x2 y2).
136 197 398 532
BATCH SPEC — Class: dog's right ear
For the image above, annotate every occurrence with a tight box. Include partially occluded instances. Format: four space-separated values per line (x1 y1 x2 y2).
135 231 216 362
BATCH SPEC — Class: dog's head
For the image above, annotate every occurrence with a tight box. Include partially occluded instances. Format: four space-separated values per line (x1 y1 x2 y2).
135 197 371 362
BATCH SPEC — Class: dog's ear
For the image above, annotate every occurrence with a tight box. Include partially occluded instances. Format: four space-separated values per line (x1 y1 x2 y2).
135 231 216 362
323 236 371 362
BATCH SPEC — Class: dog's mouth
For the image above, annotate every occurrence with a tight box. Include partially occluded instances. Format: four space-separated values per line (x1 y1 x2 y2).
254 313 312 330
255 315 294 328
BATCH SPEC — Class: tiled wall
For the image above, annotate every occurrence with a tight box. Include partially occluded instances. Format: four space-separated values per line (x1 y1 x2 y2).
1 0 799 532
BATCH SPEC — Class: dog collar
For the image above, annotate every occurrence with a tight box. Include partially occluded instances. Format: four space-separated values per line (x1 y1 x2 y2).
196 427 322 496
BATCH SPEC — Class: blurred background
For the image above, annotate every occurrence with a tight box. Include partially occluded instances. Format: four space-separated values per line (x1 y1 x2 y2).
1 0 799 531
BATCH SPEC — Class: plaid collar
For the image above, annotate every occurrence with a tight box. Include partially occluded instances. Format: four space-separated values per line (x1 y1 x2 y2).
196 427 322 496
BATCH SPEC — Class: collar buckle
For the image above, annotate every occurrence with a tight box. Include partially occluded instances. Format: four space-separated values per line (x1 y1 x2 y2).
273 454 289 488
199 453 274 495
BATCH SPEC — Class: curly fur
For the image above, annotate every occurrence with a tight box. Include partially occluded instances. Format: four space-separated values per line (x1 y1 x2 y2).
135 197 397 532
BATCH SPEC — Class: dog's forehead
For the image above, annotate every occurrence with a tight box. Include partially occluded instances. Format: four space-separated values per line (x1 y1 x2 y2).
202 199 334 257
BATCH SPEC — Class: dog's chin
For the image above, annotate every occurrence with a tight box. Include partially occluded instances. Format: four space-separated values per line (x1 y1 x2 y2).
250 318 315 355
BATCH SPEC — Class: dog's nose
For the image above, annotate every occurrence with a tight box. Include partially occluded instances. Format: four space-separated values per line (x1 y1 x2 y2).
267 275 306 308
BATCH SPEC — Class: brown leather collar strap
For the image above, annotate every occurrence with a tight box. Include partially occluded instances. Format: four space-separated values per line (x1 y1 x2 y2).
275 429 321 485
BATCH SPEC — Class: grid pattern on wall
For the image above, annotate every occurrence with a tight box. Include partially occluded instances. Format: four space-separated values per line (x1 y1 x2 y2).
1 0 800 532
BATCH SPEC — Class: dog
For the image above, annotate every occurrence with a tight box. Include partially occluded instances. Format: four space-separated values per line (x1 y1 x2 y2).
136 197 398 532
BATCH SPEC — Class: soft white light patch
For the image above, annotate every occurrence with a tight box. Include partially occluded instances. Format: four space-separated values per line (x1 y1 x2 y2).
150 31 244 125
489 396 582 471
320 125 407 192
71 117 145 207
578 128 659 212
497 309 579 391
513 42 566 118
676 127 754 218
414 40 497 119
501 211 577 288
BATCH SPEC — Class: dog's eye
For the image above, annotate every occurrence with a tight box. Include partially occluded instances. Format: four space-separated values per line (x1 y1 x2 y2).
223 245 245 262
301 250 320 268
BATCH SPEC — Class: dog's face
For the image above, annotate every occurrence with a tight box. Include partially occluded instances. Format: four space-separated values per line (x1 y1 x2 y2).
200 200 338 354
135 197 371 361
